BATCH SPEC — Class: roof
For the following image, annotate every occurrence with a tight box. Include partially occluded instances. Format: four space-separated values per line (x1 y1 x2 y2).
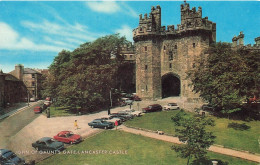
5 74 20 81
58 131 72 135
24 68 41 74
39 137 52 142
0 149 11 156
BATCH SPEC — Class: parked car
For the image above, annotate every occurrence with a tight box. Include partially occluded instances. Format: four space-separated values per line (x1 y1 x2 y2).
44 101 51 107
88 119 114 129
110 112 133 120
33 106 42 113
163 103 179 111
45 97 51 101
142 104 162 113
100 115 122 125
0 149 26 165
133 95 142 101
119 101 127 107
120 109 142 117
121 98 133 105
53 131 82 144
32 137 64 151
30 97 36 102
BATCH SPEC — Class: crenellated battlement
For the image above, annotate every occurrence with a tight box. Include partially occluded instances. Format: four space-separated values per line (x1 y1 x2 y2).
133 2 216 42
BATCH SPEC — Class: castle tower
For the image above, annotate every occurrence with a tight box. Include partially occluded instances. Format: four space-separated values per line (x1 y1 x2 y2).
133 2 216 101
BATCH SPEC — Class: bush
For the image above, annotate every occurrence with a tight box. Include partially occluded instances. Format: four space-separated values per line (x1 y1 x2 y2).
227 122 251 131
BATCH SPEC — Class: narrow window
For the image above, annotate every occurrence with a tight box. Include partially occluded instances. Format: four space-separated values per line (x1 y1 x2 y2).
169 51 173 61
32 74 35 78
145 65 148 70
163 45 166 50
32 82 35 87
174 45 177 49
146 85 148 91
193 43 196 48
169 63 172 68
144 46 147 52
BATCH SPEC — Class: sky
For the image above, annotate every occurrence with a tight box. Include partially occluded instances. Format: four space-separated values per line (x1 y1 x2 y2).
0 1 259 73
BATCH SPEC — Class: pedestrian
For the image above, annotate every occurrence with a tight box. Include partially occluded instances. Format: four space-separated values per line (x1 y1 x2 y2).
74 120 79 130
115 120 118 130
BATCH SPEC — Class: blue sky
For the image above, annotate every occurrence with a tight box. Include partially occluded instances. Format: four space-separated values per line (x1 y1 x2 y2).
0 1 259 73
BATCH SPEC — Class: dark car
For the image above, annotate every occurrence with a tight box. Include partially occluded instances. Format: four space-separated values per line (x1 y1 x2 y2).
142 104 162 113
88 119 114 129
0 149 26 165
32 137 64 152
53 131 82 144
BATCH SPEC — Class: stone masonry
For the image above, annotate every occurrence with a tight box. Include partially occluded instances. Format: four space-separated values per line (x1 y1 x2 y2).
133 2 216 100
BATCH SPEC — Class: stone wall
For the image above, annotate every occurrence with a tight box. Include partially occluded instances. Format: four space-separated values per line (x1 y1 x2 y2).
134 2 216 101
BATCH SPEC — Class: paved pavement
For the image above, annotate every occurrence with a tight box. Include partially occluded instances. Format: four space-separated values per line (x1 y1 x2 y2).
0 101 42 120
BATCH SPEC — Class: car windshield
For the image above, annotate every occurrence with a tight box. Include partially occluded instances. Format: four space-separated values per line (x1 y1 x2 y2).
46 139 55 144
169 103 177 106
2 151 17 160
65 133 73 137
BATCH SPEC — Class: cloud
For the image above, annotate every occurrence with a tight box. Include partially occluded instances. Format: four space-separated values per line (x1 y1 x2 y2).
86 1 120 14
22 20 98 42
86 1 138 18
115 25 133 42
0 22 64 52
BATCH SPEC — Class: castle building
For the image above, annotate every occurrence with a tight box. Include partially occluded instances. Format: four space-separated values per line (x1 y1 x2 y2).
133 2 216 100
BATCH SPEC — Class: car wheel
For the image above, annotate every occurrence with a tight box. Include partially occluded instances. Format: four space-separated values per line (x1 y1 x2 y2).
104 126 107 130
70 141 73 145
168 108 170 111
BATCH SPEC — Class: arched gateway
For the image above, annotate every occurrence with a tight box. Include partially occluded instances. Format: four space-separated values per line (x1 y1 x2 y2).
133 2 216 100
162 73 180 98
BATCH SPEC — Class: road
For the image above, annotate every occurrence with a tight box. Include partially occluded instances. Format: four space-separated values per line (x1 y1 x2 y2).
0 101 43 149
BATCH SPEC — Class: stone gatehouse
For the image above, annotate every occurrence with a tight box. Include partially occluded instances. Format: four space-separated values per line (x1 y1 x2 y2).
133 2 216 100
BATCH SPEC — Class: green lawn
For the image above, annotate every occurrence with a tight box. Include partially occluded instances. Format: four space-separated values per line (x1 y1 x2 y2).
37 131 257 165
125 110 260 154
48 106 79 117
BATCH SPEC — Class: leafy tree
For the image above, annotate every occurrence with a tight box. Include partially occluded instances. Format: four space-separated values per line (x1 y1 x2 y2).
171 111 215 165
187 42 260 114
43 34 130 112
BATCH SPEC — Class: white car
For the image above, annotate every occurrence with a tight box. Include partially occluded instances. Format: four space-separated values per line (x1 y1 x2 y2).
121 109 142 117
163 103 180 111
121 98 133 105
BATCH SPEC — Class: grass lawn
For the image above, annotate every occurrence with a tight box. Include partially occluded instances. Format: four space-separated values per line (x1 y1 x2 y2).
49 106 79 117
125 110 260 154
37 131 257 165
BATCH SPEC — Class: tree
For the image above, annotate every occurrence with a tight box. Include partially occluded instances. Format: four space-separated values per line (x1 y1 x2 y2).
42 34 130 112
171 111 215 165
187 42 260 114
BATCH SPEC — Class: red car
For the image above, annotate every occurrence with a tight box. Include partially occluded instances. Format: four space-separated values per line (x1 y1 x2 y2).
53 131 82 144
33 106 42 113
